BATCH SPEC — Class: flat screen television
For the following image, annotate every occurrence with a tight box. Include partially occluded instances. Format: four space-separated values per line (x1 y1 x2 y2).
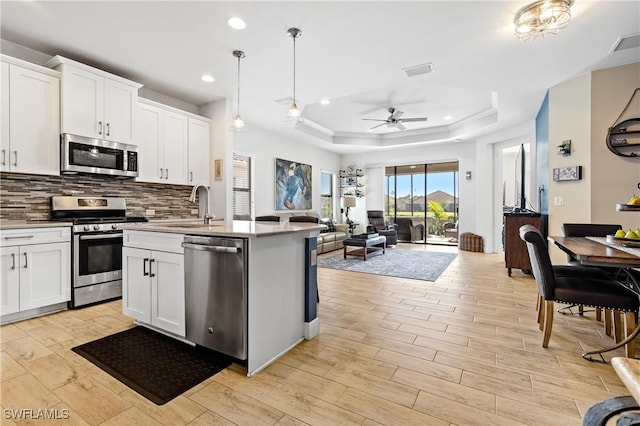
513 143 527 212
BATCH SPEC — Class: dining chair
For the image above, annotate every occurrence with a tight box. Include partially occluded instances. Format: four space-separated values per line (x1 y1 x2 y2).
519 224 639 357
562 223 623 333
254 215 281 222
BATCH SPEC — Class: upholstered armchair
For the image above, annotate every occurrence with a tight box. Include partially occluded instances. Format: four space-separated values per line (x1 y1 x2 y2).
444 221 458 240
366 210 398 246
394 217 424 242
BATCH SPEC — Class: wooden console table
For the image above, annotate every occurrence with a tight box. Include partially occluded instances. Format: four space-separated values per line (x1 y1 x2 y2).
503 212 541 276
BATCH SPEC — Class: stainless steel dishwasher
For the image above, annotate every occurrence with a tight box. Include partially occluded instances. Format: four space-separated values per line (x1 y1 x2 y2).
182 235 248 359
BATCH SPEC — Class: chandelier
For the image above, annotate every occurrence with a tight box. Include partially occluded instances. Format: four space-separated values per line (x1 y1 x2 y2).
231 50 246 131
514 0 574 40
287 27 303 122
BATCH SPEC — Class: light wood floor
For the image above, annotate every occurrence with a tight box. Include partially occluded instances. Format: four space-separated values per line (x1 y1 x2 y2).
1 244 634 425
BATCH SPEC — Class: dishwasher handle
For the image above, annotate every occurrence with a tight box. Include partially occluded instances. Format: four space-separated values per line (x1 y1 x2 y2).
182 242 239 253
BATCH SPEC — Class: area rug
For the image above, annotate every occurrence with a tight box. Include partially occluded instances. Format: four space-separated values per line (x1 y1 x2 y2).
72 326 232 405
318 249 457 282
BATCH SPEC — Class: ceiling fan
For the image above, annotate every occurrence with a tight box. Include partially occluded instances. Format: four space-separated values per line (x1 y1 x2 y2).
362 107 427 131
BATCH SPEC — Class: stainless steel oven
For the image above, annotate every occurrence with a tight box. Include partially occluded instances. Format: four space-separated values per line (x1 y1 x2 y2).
51 196 147 308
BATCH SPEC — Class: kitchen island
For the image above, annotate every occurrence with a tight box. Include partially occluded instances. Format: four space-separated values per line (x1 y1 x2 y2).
122 220 323 376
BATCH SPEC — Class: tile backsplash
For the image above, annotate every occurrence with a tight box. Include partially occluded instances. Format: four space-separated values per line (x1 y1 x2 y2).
1 172 201 221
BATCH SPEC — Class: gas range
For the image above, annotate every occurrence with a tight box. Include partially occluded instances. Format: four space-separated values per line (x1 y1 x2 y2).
50 196 147 308
51 196 148 233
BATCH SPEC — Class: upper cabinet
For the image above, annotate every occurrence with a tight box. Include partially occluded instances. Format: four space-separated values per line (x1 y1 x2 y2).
45 55 142 145
187 117 210 184
137 98 210 185
1 55 60 175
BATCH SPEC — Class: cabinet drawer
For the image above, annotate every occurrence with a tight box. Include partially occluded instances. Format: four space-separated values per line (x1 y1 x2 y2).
123 230 184 254
1 227 71 246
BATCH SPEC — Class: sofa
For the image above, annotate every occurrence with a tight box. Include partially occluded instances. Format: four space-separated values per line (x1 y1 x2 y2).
280 212 349 254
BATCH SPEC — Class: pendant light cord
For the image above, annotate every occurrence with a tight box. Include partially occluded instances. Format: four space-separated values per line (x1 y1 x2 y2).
237 55 241 116
292 35 296 104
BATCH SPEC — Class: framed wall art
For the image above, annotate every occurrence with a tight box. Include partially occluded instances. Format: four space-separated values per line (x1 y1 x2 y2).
553 165 582 182
214 159 223 180
275 158 312 210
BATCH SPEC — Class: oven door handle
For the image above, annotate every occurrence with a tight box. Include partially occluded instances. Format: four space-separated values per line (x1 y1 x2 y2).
78 233 123 241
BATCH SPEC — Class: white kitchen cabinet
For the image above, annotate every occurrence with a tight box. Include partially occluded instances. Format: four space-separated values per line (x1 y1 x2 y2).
1 56 60 175
46 55 142 145
163 111 189 184
137 100 188 184
0 227 71 322
188 117 211 184
137 98 210 185
0 247 20 315
122 230 185 336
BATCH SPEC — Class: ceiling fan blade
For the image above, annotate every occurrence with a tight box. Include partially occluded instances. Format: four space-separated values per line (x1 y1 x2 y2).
368 122 387 131
391 110 404 120
362 118 388 122
396 122 407 131
399 117 428 123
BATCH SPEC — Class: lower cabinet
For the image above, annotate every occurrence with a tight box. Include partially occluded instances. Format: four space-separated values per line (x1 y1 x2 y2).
0 227 71 321
503 212 542 276
122 231 185 337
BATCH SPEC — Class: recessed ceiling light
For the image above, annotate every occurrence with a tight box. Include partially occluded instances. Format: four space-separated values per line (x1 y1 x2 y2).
227 17 246 30
444 115 453 121
320 99 330 105
201 74 215 83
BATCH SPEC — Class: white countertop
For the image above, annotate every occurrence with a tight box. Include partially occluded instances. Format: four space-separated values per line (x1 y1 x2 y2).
126 220 324 238
0 220 73 230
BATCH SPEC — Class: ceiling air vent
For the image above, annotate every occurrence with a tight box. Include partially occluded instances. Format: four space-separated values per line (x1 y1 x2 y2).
402 62 434 78
610 33 640 53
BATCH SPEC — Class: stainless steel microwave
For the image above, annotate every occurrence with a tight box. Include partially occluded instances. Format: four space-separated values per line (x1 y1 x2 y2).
60 133 139 178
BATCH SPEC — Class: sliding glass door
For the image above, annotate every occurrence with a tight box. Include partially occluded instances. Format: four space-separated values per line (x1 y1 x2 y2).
385 162 458 246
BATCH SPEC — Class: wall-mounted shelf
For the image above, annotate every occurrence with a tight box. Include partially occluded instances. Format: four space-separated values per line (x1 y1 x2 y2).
607 118 640 158
339 167 364 198
617 204 640 212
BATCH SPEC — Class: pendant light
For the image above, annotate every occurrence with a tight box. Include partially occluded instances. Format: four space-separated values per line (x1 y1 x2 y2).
231 50 246 131
287 27 303 122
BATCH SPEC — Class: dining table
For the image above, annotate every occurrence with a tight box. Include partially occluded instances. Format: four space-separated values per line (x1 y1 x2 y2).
548 235 640 361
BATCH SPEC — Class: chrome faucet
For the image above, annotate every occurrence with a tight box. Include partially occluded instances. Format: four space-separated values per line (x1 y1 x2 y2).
189 184 215 224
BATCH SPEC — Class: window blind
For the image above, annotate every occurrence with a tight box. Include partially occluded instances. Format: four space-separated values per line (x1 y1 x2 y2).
232 153 252 220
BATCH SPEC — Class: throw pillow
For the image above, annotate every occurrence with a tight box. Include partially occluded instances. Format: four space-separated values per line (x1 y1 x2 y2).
318 218 336 233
